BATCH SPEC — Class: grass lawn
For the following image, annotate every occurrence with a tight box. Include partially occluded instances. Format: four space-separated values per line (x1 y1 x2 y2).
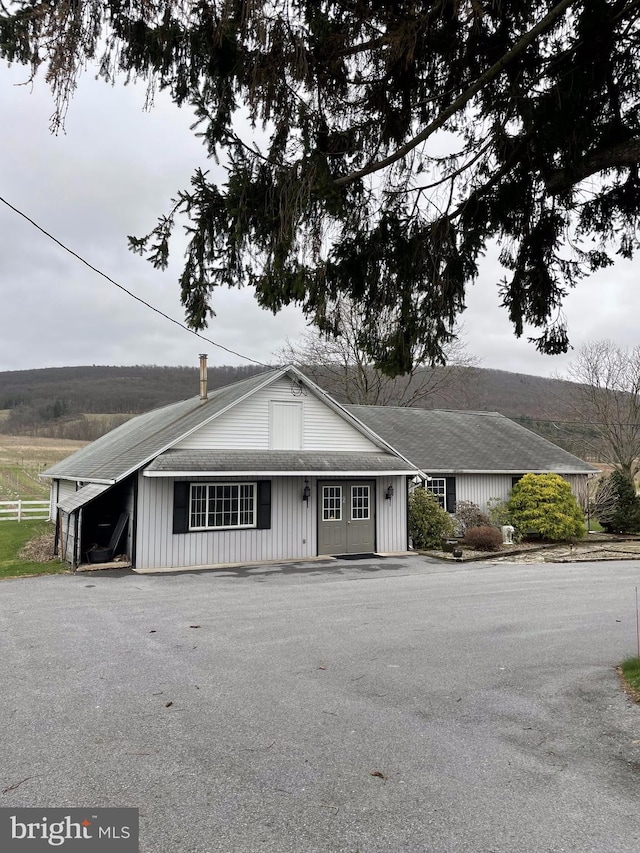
620 657 640 702
0 519 68 579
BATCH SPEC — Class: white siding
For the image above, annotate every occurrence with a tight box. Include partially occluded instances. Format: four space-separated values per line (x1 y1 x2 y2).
375 475 409 552
455 472 592 513
174 378 379 451
455 474 514 512
49 481 58 522
137 473 316 569
564 474 591 501
57 479 78 503
135 472 409 569
56 480 79 564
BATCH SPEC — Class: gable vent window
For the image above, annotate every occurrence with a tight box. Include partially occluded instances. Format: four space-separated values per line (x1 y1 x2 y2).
270 401 303 449
190 482 256 530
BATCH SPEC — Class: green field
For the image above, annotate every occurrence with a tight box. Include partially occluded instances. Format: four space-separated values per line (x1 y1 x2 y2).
0 434 87 500
0 519 67 578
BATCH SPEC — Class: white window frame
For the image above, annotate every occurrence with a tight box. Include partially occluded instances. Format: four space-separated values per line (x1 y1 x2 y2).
189 482 257 531
322 485 343 521
426 478 446 509
351 485 371 520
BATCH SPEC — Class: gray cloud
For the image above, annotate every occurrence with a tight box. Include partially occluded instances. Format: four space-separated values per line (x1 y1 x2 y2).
1 61 636 380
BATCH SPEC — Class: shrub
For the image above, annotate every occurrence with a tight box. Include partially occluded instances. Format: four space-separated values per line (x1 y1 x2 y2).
607 471 640 533
454 500 491 535
487 497 512 528
409 488 456 549
463 525 503 551
507 473 586 541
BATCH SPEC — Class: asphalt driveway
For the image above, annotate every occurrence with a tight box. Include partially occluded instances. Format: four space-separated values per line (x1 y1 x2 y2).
1 555 639 852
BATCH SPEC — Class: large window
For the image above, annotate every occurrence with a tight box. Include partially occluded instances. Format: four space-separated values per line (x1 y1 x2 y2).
426 478 446 509
189 483 256 530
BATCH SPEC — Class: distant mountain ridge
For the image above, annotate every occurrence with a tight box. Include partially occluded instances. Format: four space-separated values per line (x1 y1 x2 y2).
0 363 595 458
0 362 577 417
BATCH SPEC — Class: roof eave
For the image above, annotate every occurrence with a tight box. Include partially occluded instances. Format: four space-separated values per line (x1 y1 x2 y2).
142 469 417 478
421 468 597 475
39 474 117 485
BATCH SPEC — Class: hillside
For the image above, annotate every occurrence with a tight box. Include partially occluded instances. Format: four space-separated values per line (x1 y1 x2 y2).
0 363 596 458
0 364 265 440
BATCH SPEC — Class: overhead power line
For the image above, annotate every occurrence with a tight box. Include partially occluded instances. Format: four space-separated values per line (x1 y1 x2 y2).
0 194 269 367
516 416 640 429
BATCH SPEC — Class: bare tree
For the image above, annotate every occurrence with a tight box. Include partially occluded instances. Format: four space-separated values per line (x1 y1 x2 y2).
572 472 614 532
566 341 640 479
276 299 479 406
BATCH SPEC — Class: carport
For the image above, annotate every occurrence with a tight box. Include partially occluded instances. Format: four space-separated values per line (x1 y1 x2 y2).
56 480 133 568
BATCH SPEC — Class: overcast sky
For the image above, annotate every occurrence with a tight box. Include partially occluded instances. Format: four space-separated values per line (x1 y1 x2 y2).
1 59 637 380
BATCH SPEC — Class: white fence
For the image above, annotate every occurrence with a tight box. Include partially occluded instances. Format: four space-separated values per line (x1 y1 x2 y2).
0 500 51 522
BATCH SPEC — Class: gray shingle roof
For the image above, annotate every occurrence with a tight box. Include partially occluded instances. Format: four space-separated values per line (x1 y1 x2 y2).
56 483 111 513
42 368 286 482
346 405 598 474
144 450 415 475
43 364 595 484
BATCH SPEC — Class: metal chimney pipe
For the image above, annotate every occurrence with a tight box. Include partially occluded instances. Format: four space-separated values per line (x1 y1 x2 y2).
199 354 208 402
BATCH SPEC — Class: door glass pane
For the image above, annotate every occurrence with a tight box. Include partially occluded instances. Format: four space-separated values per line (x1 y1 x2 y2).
351 485 370 520
322 486 342 521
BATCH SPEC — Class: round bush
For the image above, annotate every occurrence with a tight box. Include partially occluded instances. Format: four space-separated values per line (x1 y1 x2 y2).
508 473 586 541
409 488 456 549
463 525 503 551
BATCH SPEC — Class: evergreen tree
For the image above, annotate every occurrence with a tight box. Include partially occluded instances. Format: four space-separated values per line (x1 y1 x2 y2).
607 470 640 533
2 2 640 374
508 473 586 541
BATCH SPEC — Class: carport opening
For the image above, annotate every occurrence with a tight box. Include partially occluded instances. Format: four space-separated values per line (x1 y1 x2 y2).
81 480 131 562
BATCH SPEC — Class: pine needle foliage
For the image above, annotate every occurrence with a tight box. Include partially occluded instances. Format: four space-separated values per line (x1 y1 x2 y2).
607 470 640 533
3 2 640 373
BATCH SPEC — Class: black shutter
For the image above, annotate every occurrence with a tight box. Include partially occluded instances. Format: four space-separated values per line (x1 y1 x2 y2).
445 477 457 514
173 481 190 534
256 480 271 529
512 475 523 488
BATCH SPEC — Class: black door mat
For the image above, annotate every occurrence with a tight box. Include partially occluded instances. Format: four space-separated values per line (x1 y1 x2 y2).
334 553 384 560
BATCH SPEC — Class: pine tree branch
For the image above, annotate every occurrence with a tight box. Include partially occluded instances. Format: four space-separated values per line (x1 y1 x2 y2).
334 0 576 188
546 137 640 193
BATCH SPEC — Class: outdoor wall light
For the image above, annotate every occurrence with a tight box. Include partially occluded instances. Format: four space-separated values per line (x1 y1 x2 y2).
385 485 394 501
302 479 311 503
